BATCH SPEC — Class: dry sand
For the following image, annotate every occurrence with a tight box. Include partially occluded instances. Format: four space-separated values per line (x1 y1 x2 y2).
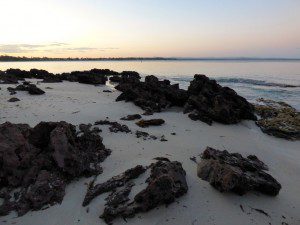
0 80 299 225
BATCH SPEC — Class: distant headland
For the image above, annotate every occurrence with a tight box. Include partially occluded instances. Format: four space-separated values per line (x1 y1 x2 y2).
0 55 300 62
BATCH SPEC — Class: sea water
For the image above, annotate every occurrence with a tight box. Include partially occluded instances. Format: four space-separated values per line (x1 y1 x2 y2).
1 60 299 110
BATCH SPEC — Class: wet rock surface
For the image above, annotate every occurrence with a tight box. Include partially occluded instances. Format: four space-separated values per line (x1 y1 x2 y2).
184 75 257 125
115 75 188 113
0 121 110 216
120 114 142 121
94 120 131 133
197 147 281 196
83 159 188 224
254 98 300 140
136 119 165 128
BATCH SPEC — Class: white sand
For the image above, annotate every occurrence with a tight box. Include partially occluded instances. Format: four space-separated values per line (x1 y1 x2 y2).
0 80 299 225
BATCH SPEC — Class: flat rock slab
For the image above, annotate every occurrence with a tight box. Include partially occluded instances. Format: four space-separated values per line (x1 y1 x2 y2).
255 98 300 140
197 147 281 196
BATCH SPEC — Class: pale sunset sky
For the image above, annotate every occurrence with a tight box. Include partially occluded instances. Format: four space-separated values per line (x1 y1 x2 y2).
0 0 299 58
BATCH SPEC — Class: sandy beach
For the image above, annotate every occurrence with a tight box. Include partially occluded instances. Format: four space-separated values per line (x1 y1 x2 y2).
1 79 299 225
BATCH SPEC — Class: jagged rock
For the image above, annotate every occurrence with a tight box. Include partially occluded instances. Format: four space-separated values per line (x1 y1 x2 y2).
8 97 20 102
120 114 142 121
0 121 110 216
96 160 188 224
94 120 131 133
115 75 188 112
136 119 165 128
82 165 146 206
254 98 300 140
197 147 281 196
12 83 45 95
184 75 257 125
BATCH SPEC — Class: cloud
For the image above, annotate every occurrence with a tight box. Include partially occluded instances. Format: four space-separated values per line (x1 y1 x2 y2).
0 43 118 54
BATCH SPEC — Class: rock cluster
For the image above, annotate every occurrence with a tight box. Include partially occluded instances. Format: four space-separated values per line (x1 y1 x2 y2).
83 159 188 224
0 121 110 216
254 98 300 140
114 73 256 125
0 68 121 85
9 83 45 95
184 75 257 125
115 75 188 113
197 147 281 196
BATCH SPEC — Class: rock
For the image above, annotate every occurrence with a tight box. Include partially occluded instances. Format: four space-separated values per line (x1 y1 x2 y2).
103 90 112 93
254 98 300 140
120 114 142 121
135 130 157 140
82 165 147 206
115 75 188 113
184 75 257 125
42 76 62 83
197 147 281 196
8 97 20 102
110 71 141 83
0 121 110 216
160 135 168 142
0 75 19 84
99 160 188 224
136 119 165 128
12 83 45 95
94 120 131 133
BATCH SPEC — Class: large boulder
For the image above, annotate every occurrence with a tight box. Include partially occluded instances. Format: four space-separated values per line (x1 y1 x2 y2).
184 75 257 125
0 121 110 216
254 98 300 140
197 147 281 196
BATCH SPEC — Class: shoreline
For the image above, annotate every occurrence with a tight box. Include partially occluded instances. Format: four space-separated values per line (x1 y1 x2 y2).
0 72 299 225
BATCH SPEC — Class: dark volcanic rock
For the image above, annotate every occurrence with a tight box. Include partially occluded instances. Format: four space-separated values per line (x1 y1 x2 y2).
11 83 45 95
0 121 110 216
8 97 20 102
83 159 188 224
115 75 188 112
109 71 140 83
136 119 165 128
254 98 300 140
100 160 188 224
197 147 281 196
94 120 131 133
120 114 142 121
82 165 146 206
184 75 257 125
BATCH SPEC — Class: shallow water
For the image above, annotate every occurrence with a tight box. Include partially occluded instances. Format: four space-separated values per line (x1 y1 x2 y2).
1 60 300 109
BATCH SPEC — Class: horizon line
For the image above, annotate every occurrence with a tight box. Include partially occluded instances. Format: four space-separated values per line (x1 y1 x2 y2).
0 55 300 62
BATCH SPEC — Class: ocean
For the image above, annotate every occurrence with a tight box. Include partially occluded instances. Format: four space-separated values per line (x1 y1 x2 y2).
1 60 299 110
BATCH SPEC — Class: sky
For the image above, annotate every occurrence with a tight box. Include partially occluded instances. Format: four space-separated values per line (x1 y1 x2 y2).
0 0 299 58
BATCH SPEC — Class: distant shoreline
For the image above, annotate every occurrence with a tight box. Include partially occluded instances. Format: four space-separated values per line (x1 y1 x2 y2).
1 56 300 62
